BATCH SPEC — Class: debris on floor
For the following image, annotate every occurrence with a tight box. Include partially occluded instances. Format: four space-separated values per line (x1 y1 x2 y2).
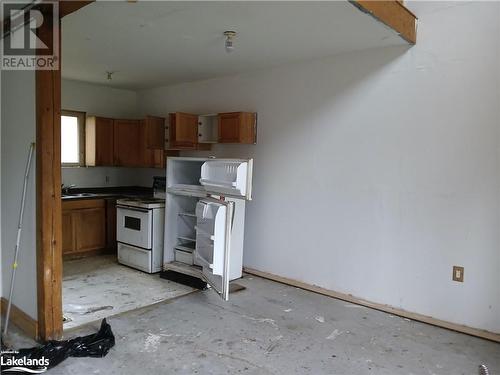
1 319 115 373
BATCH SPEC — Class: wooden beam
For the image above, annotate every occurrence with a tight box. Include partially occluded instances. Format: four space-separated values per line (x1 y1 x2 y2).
244 268 500 343
0 298 39 340
351 0 417 44
32 0 92 341
36 10 63 341
59 1 94 18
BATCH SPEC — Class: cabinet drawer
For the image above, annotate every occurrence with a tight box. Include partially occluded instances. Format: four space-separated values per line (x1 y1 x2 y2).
118 242 153 273
62 198 105 210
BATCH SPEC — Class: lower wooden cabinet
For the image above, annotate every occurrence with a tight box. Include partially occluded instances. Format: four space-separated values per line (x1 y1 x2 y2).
75 207 106 252
62 210 75 254
105 198 117 251
62 199 107 255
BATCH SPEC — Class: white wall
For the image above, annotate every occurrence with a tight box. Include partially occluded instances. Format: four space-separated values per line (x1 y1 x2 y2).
137 2 500 333
61 79 163 188
1 70 37 319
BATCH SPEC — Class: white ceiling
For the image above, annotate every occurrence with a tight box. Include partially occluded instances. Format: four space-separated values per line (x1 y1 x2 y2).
62 1 408 90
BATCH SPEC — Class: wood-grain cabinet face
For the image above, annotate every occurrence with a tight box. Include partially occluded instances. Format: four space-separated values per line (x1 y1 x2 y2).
86 116 114 166
113 119 142 167
140 119 168 168
145 116 165 150
166 111 256 150
105 199 117 251
62 211 75 253
167 112 199 149
86 116 169 168
75 208 106 252
85 112 255 164
62 199 106 255
218 112 256 144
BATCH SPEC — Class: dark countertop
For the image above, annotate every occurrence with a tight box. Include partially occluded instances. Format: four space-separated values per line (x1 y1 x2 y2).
61 186 153 201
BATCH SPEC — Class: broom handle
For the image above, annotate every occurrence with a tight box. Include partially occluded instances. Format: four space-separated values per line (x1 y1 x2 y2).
3 142 35 337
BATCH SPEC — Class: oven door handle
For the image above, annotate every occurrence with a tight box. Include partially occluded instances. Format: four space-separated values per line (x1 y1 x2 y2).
116 205 150 213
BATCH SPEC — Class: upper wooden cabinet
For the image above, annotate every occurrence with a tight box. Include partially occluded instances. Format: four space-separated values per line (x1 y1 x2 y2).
218 112 256 144
166 111 257 150
145 116 165 150
86 116 114 166
140 119 168 168
85 111 255 166
167 112 199 150
113 119 142 167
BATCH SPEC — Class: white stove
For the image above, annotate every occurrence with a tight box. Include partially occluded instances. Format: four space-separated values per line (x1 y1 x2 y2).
116 177 166 273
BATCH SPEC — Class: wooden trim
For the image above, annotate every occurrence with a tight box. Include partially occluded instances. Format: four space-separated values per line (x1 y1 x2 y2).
350 1 417 44
243 267 500 343
1 298 39 340
36 13 63 341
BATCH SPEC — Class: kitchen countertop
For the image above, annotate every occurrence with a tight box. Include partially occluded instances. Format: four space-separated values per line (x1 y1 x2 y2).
61 186 154 201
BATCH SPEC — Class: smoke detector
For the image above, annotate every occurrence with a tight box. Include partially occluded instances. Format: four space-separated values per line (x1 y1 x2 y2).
224 31 237 53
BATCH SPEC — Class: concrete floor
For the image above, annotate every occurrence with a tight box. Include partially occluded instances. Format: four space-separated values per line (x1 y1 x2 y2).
9 274 497 374
63 255 194 329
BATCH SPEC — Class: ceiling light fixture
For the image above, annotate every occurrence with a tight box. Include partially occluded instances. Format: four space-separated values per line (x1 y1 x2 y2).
224 31 237 53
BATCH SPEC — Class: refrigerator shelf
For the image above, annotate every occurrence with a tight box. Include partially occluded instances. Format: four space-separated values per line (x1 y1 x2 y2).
178 236 196 242
174 244 195 253
199 179 237 188
169 184 205 192
179 212 196 218
164 261 202 277
173 251 195 266
193 226 215 241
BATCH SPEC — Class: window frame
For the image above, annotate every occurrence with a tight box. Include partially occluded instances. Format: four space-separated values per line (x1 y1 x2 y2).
61 109 86 167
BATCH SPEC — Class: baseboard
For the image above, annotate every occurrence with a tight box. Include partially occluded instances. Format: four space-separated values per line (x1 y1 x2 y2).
0 297 38 340
243 267 500 343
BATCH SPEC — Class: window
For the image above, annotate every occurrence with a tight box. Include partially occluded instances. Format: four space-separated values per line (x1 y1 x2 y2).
61 110 85 166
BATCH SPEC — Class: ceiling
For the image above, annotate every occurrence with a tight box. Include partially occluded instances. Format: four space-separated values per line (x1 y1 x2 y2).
62 1 408 90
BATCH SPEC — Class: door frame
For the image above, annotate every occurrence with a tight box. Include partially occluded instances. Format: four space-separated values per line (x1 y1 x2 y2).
36 0 93 341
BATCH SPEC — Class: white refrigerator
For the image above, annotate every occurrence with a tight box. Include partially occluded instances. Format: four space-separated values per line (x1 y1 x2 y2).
163 157 253 301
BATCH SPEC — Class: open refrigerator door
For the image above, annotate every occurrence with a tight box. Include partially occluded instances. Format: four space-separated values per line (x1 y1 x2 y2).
200 159 253 200
193 198 234 301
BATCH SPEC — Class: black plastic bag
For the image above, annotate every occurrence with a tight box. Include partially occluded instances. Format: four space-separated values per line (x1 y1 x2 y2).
1 318 115 373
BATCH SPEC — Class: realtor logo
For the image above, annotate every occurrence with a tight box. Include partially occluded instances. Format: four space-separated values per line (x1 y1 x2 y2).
1 0 59 70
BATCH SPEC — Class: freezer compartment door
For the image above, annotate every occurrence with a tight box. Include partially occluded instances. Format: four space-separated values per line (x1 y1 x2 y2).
200 159 253 200
194 199 234 300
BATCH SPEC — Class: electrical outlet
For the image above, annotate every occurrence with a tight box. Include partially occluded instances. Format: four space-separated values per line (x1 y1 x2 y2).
452 266 464 282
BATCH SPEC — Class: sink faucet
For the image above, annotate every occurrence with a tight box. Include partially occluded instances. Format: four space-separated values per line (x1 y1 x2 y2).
61 184 76 194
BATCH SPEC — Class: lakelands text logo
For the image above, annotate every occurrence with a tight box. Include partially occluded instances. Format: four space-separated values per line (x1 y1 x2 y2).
1 350 49 373
0 351 50 374
1 0 59 70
